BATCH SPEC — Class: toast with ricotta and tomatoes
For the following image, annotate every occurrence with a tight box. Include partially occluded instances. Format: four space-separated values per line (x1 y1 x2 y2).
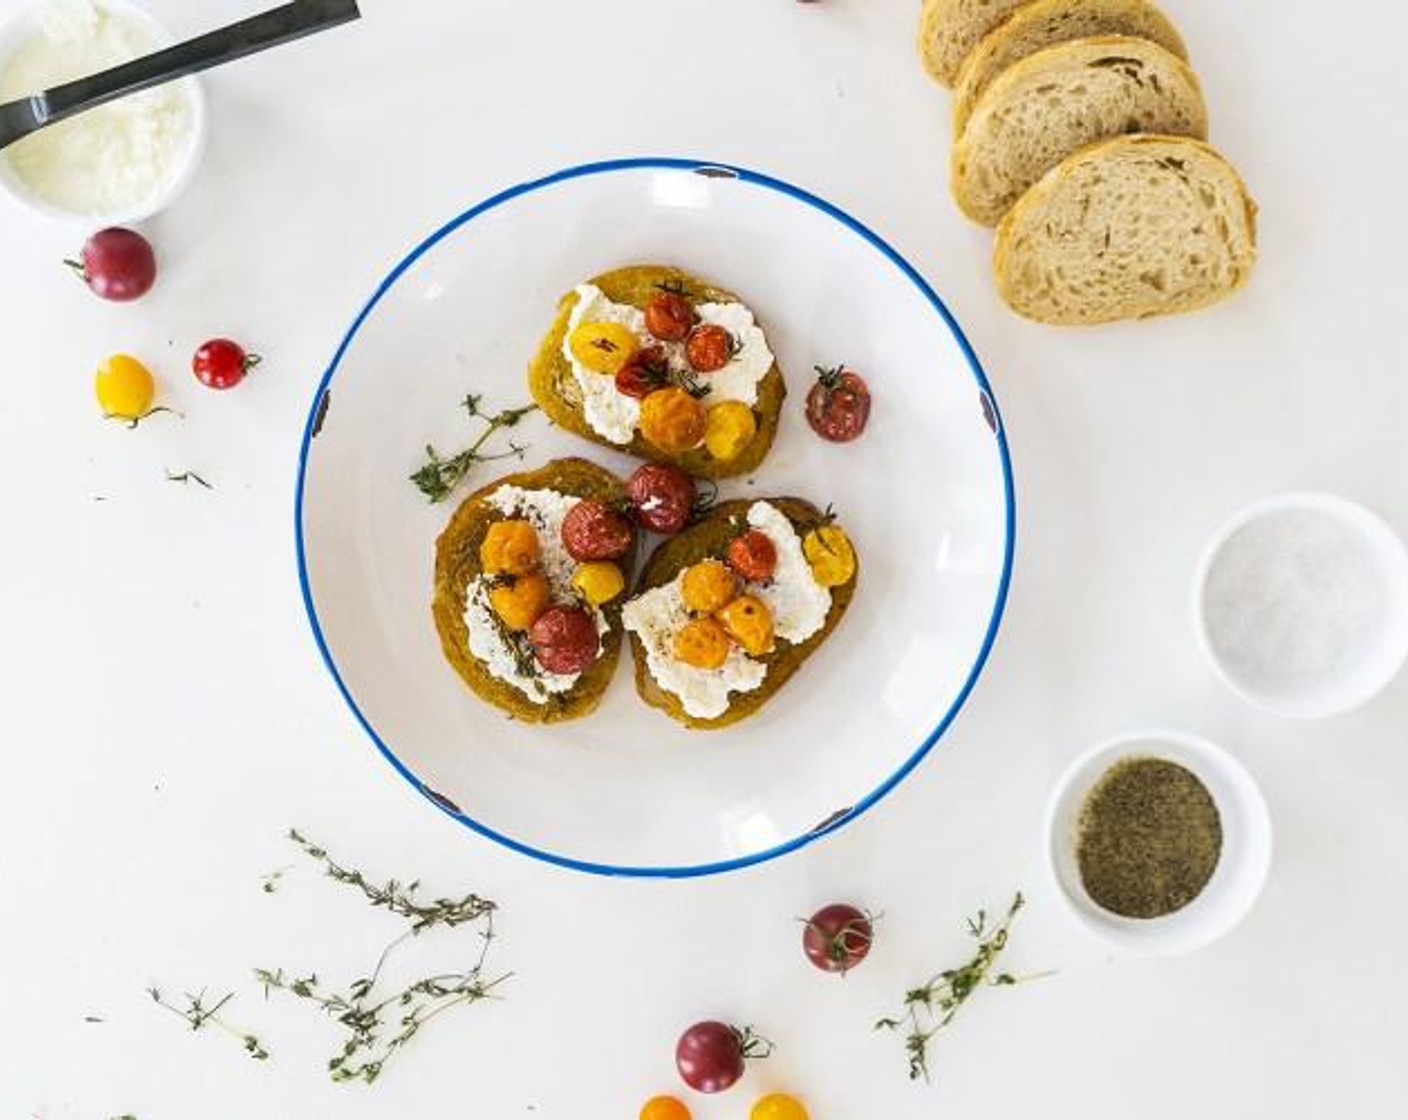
622 499 858 730
528 265 786 480
432 458 637 723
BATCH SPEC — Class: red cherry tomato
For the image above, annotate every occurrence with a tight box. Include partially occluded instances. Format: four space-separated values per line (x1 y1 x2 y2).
685 324 734 372
802 903 874 974
727 530 777 583
645 290 696 342
615 344 671 399
626 463 696 535
528 605 600 674
69 227 156 302
675 1021 772 1094
806 365 871 443
193 338 261 391
560 499 633 562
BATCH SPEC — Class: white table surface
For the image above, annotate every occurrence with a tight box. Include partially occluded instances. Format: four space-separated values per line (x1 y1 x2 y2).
3 1 1405 1117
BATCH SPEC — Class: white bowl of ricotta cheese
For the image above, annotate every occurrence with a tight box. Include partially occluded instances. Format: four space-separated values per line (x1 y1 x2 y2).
0 0 206 224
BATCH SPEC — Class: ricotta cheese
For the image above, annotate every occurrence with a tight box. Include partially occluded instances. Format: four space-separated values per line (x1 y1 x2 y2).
561 283 775 445
745 502 832 644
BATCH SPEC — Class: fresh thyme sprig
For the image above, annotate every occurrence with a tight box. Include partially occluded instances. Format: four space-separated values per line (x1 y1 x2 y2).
107 406 181 430
287 828 496 932
875 892 1035 1083
147 986 270 1061
166 469 213 489
260 866 290 894
410 393 537 503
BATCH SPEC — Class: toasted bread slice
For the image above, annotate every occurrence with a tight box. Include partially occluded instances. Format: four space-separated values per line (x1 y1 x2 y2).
994 135 1258 325
953 36 1208 226
432 457 632 723
528 264 786 480
625 499 858 730
918 0 1031 87
953 0 1188 132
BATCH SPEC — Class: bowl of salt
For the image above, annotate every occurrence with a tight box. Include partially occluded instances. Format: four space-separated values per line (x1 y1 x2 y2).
1194 493 1408 719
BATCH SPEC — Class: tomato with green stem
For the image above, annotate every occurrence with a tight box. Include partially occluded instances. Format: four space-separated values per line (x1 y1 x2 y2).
802 903 874 974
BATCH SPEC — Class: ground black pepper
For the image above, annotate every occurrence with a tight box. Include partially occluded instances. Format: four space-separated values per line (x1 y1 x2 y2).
1077 757 1223 919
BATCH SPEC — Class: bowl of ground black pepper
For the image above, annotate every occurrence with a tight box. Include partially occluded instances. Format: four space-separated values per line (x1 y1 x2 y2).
1045 730 1273 955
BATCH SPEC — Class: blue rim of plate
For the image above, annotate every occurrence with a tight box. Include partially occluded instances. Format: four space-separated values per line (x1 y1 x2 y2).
295 156 1017 879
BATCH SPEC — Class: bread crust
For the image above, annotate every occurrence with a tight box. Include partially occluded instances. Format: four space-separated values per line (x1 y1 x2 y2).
628 498 858 730
528 264 786 480
919 0 1031 87
431 457 631 723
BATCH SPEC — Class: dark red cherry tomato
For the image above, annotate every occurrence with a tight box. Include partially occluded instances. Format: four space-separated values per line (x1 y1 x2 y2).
727 529 777 583
528 605 600 674
675 1021 772 1094
561 499 634 561
615 344 671 399
193 338 262 390
626 463 696 535
802 903 874 975
806 365 870 443
68 227 156 302
645 290 696 342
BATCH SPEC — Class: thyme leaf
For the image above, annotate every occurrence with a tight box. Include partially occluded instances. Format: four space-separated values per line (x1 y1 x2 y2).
166 469 213 490
147 987 270 1061
410 394 537 503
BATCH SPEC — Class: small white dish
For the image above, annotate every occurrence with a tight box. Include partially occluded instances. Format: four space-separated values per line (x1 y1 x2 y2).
0 0 206 224
1045 730 1272 957
1193 492 1408 719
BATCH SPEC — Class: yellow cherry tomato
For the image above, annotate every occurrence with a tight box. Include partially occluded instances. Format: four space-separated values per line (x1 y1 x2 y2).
703 400 758 462
640 1095 692 1120
802 524 857 588
680 559 738 614
570 560 625 606
675 617 732 670
489 571 550 632
94 353 155 420
750 1093 809 1120
640 386 707 452
568 321 639 374
715 594 775 656
480 520 541 576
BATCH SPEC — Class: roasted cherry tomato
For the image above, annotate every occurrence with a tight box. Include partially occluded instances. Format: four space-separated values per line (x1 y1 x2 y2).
560 499 633 562
806 364 871 442
640 387 707 453
751 1093 809 1120
715 595 774 656
529 605 599 674
193 338 261 390
568 321 638 374
645 290 696 342
615 344 671 399
640 1096 692 1120
480 520 540 576
571 561 625 606
802 903 874 974
685 324 734 373
675 1021 770 1094
727 529 778 583
626 464 696 535
70 227 156 301
94 354 155 420
681 559 738 615
489 571 550 632
802 524 856 588
675 617 732 671
703 401 757 462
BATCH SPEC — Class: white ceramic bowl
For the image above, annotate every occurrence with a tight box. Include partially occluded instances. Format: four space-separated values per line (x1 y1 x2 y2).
1045 730 1273 956
297 159 1015 877
1193 492 1408 719
0 0 206 224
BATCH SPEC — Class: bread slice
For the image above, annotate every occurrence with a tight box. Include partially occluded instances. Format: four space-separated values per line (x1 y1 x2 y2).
432 458 633 723
528 264 786 480
918 0 1031 87
994 135 1258 325
626 499 857 730
953 0 1188 132
952 36 1208 226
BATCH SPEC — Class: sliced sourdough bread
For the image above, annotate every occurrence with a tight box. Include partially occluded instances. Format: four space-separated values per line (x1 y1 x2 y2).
918 0 1031 87
993 135 1258 325
953 0 1188 132
952 35 1208 226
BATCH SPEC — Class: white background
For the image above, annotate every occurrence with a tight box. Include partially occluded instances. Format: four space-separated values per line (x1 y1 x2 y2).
2 1 1405 1117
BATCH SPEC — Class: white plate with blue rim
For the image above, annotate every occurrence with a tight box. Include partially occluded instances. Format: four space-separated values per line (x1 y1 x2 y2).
296 158 1015 877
